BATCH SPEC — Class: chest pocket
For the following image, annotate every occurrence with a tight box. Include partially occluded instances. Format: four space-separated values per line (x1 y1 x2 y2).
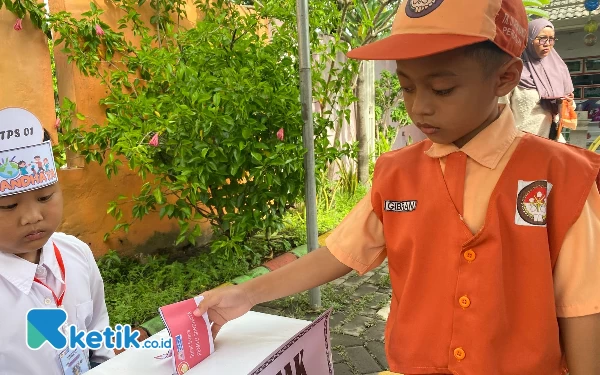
75 301 94 330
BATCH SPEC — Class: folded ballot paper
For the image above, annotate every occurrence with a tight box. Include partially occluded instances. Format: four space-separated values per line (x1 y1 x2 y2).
157 296 214 374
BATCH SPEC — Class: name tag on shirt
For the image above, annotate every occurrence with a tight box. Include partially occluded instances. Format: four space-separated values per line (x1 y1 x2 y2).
58 346 90 375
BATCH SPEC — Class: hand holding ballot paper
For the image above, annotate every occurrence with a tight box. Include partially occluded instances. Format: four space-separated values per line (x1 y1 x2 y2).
157 296 215 374
150 292 334 375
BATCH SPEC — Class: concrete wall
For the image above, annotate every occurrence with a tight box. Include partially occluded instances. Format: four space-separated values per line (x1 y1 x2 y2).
555 29 600 59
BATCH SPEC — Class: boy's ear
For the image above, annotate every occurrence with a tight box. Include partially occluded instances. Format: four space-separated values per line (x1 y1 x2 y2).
496 57 523 97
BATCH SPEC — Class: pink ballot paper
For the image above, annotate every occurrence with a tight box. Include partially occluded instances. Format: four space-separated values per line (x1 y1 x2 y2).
249 309 334 375
157 295 215 374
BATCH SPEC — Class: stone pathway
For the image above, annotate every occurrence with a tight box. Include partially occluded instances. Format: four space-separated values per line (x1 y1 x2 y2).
252 261 393 375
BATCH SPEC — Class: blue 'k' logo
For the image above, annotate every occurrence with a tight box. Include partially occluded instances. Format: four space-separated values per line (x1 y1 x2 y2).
27 309 68 350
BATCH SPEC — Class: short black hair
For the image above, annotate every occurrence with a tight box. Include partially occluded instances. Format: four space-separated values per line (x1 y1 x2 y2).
462 41 512 74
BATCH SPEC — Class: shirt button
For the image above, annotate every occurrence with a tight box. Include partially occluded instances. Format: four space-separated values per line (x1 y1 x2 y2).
454 347 466 360
463 249 476 262
44 298 52 305
36 265 47 277
459 295 471 308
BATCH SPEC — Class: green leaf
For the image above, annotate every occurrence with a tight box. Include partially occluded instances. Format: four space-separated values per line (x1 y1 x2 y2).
525 6 549 18
76 113 86 121
175 233 186 246
251 152 262 161
153 188 163 204
522 0 543 7
242 128 252 139
191 224 202 238
90 2 97 11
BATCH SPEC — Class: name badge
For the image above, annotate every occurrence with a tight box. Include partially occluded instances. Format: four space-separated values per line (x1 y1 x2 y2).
58 346 90 375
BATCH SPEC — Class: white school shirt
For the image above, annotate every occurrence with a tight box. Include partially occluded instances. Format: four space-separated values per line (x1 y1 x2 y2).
0 232 114 375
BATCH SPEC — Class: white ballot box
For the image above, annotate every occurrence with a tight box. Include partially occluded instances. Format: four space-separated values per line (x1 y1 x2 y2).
87 312 310 375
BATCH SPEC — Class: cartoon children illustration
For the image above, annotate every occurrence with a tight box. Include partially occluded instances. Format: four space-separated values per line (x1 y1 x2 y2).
43 158 50 172
33 156 44 173
30 164 36 176
18 161 28 176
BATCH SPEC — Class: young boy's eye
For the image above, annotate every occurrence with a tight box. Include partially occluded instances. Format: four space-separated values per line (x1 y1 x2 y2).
433 88 455 96
38 193 54 202
401 87 415 94
0 203 17 210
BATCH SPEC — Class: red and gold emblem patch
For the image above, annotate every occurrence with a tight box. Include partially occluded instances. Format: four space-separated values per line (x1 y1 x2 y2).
515 180 552 226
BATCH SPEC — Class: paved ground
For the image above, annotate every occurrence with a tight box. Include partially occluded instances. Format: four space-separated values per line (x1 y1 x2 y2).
252 261 393 375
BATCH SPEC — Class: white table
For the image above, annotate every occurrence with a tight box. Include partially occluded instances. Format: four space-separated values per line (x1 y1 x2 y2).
88 312 310 375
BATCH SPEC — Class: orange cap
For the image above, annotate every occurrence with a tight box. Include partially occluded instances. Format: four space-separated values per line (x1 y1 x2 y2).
347 0 528 60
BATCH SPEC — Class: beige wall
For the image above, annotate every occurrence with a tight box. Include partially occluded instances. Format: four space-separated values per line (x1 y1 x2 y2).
0 12 56 141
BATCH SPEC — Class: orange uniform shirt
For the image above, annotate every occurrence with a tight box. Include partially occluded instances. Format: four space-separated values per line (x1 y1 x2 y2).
327 106 600 374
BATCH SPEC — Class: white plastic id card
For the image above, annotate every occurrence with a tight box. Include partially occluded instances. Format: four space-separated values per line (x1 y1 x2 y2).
58 346 91 375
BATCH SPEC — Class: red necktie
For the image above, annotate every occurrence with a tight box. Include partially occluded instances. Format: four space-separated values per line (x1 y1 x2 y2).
444 151 467 216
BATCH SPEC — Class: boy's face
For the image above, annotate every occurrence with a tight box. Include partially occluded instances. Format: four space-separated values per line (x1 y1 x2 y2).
0 184 63 259
396 48 520 146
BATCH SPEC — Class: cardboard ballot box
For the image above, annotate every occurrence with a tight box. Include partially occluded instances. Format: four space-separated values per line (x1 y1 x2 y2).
87 312 312 375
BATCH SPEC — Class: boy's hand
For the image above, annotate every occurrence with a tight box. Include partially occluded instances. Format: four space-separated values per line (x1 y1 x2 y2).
562 92 574 102
193 285 254 339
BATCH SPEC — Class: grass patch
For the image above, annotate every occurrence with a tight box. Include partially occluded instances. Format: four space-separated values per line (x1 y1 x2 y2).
376 273 391 289
281 185 368 246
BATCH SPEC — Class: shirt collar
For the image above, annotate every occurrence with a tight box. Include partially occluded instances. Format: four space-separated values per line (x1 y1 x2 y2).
39 241 65 285
0 240 64 295
425 105 518 169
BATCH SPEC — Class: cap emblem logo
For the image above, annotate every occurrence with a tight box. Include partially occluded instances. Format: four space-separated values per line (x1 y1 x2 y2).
406 0 444 18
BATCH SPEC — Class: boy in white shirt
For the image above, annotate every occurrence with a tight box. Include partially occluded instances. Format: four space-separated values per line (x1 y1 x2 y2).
0 107 114 374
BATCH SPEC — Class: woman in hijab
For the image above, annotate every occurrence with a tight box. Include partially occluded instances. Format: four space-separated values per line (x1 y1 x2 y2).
503 18 574 142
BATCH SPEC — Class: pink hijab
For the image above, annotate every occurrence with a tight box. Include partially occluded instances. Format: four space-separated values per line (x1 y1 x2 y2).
519 18 573 99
